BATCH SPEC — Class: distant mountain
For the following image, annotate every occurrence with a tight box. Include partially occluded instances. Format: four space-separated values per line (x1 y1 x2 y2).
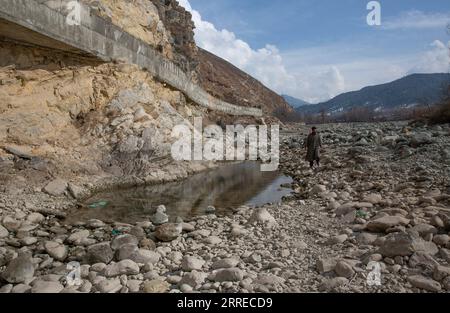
282 95 311 108
296 73 450 115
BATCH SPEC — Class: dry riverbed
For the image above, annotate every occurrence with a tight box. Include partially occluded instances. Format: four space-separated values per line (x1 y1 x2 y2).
0 121 450 293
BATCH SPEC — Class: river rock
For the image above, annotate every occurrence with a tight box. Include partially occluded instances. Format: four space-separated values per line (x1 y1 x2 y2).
43 179 68 197
379 232 439 257
44 241 68 261
0 224 8 238
104 260 140 277
408 275 441 292
326 234 348 245
95 278 122 293
111 234 139 250
86 242 114 264
31 280 64 293
181 256 205 271
433 265 450 281
317 258 338 273
179 271 207 288
366 216 410 232
1 253 35 283
335 261 355 278
66 230 90 245
319 277 349 292
356 232 378 245
151 205 169 225
26 213 45 224
68 183 85 199
131 249 160 264
248 208 276 227
212 268 244 282
212 258 240 270
142 280 170 293
154 223 182 242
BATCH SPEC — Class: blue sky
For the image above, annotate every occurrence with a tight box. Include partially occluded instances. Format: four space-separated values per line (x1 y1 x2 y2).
180 0 450 103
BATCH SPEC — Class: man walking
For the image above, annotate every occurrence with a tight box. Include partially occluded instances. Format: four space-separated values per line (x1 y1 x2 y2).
305 127 322 169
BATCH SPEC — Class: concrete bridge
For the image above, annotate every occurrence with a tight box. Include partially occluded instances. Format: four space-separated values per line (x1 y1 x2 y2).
0 0 263 117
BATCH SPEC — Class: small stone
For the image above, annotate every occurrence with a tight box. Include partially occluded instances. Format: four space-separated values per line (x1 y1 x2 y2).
139 238 156 250
43 179 68 197
179 271 207 288
44 241 68 261
212 258 240 270
143 280 170 293
408 275 441 292
433 235 450 246
31 280 64 293
131 249 160 264
326 234 348 245
96 278 122 293
181 256 205 271
21 237 38 246
66 230 90 245
26 213 45 224
204 236 222 245
104 260 140 277
155 223 182 242
0 224 9 238
111 234 139 250
366 216 410 232
86 242 114 264
68 183 84 199
379 232 438 257
213 268 244 282
356 233 378 245
433 265 450 281
316 258 338 273
248 208 276 227
319 277 349 292
335 261 355 278
151 206 169 225
180 284 193 293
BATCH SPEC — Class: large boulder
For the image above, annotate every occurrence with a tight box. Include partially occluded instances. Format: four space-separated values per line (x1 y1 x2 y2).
379 232 439 257
85 242 114 264
1 253 35 284
366 216 410 232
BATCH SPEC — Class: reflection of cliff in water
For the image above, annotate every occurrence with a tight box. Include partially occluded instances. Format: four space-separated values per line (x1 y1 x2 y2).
67 162 292 224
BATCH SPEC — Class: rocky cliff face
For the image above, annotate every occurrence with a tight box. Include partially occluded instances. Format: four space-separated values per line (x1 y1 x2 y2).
0 39 210 195
150 0 199 75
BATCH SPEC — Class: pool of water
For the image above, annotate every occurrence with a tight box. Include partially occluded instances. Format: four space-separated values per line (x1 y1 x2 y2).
66 162 293 224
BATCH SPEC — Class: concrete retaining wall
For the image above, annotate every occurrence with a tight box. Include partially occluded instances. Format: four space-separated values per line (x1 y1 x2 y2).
0 0 263 117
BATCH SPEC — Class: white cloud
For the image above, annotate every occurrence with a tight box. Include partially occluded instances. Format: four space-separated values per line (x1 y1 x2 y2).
383 10 450 30
409 40 450 74
178 0 298 96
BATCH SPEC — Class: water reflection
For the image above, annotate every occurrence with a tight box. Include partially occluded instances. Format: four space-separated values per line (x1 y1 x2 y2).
66 162 293 224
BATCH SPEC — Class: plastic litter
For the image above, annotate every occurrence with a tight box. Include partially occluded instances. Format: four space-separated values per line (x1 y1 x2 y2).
88 201 108 209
